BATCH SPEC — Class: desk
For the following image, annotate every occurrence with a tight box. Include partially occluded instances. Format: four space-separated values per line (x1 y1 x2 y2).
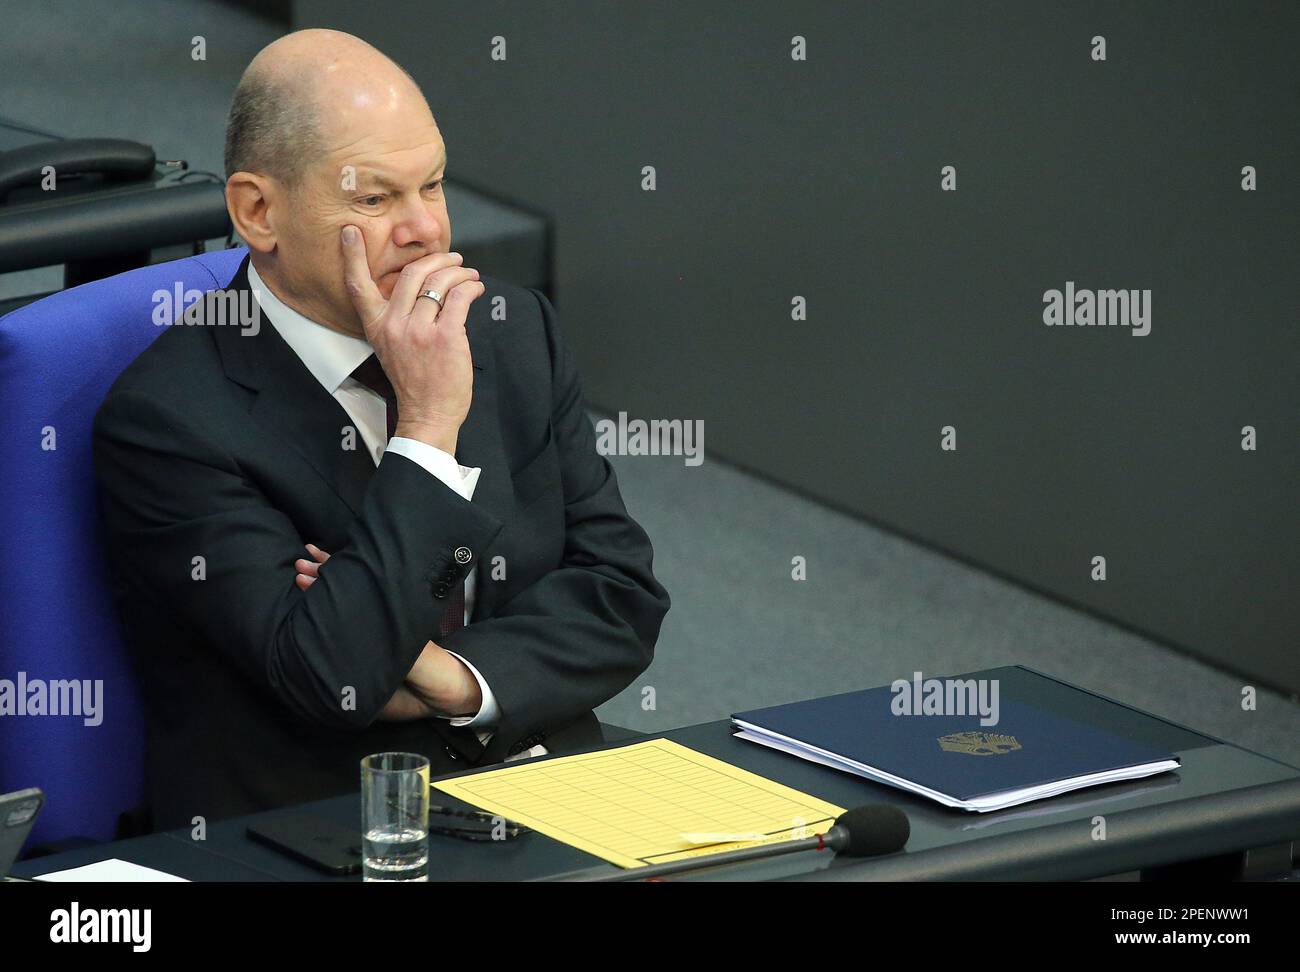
13 718 1300 882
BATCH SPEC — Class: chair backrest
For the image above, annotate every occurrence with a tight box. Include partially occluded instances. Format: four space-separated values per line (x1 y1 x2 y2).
0 247 248 846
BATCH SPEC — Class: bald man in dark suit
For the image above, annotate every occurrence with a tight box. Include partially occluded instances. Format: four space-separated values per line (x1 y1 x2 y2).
93 29 668 829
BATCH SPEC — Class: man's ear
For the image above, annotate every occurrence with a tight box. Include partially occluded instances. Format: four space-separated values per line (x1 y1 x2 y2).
225 173 277 254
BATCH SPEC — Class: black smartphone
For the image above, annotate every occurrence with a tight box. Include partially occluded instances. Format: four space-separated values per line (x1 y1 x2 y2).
1 788 44 880
246 812 363 876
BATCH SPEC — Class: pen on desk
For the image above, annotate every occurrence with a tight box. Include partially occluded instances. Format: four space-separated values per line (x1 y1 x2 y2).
382 796 530 838
428 804 531 838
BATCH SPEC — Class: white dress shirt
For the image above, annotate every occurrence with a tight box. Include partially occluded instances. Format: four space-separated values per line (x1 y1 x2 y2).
247 262 546 760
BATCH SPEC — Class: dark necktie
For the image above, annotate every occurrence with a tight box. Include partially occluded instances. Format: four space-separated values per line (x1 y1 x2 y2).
349 354 399 441
349 354 466 638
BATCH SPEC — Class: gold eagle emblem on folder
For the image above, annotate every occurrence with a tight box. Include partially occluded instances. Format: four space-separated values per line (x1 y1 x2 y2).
937 731 1021 756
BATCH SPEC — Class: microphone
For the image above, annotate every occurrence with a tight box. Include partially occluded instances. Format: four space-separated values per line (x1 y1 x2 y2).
562 804 910 882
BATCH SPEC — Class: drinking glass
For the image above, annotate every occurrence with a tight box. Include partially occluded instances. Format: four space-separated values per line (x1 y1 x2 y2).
360 752 430 882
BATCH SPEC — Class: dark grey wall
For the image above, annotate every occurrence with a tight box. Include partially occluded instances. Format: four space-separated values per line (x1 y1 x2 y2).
296 1 1299 694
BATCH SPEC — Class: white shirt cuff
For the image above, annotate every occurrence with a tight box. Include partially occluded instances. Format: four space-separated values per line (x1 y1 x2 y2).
385 437 481 500
441 650 501 729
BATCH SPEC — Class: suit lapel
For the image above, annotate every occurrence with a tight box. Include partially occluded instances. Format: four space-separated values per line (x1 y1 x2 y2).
214 256 374 515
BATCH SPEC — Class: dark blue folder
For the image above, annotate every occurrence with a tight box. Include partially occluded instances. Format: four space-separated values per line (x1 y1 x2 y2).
732 667 1181 810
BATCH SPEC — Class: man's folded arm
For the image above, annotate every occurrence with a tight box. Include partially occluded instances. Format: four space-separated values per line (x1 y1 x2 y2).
437 289 671 760
92 389 503 730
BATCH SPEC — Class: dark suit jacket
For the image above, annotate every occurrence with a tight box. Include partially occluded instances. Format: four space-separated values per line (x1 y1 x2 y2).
92 254 669 831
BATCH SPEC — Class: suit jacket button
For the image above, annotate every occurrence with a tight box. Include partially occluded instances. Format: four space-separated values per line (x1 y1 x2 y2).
454 546 473 565
433 584 449 598
444 745 460 761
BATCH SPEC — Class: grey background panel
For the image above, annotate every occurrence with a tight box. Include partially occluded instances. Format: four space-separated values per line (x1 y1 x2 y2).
0 0 1294 787
294 0 1300 693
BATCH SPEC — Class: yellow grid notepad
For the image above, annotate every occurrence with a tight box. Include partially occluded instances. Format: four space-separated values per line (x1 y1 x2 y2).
432 738 845 868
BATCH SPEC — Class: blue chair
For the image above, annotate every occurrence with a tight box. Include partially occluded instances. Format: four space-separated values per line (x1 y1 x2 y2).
0 247 248 847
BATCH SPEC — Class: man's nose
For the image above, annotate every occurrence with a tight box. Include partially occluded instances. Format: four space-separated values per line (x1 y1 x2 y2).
389 196 443 250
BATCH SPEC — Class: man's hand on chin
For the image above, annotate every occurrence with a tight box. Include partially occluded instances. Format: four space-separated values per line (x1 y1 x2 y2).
295 544 482 723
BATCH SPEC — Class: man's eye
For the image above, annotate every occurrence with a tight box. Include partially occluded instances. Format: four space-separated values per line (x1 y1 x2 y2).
359 195 384 206
423 180 443 192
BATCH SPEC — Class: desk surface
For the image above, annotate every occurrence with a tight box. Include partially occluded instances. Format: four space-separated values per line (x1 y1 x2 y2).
14 712 1300 882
